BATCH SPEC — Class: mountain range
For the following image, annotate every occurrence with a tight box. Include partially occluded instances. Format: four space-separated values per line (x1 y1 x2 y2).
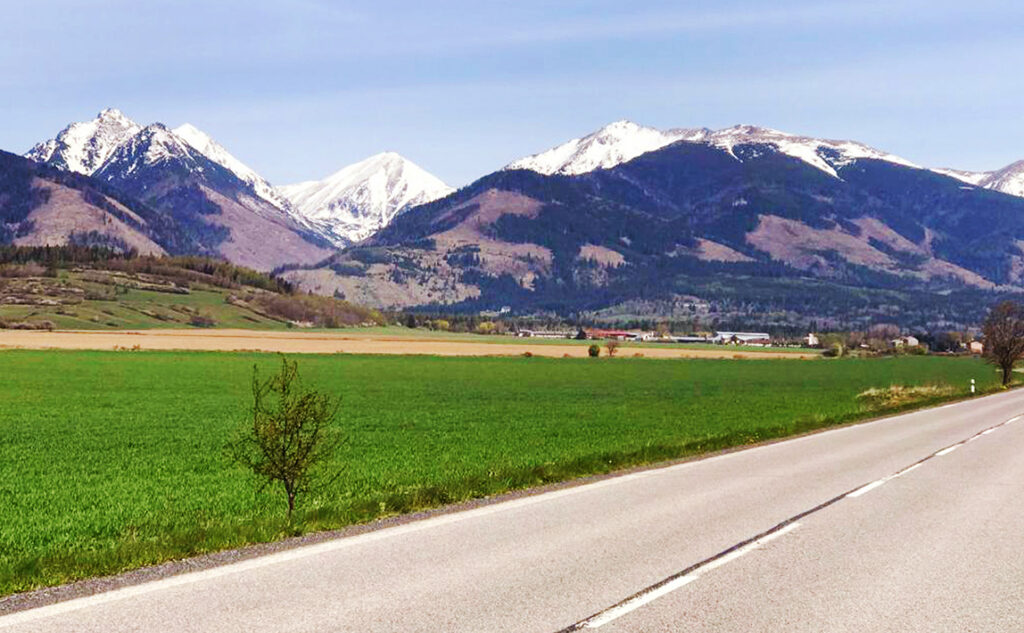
282 121 1024 328
9 112 1024 327
21 109 454 261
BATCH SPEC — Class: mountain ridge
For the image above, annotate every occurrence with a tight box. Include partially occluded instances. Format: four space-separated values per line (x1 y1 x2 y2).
284 135 1024 328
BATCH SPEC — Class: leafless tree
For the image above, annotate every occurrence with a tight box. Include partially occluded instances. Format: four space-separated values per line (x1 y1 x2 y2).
226 356 342 519
982 301 1024 386
606 340 620 357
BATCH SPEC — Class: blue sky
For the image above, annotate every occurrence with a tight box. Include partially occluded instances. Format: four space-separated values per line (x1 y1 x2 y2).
3 0 1023 186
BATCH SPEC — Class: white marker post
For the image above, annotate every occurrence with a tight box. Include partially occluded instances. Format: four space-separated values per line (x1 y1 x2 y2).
971 379 976 395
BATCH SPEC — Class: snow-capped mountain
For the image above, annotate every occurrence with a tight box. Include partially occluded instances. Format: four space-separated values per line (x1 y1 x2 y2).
702 125 920 178
25 111 290 207
506 120 920 179
25 108 142 175
172 123 292 211
932 168 990 186
982 161 1024 197
938 161 1024 197
91 122 332 271
505 120 710 175
279 152 454 245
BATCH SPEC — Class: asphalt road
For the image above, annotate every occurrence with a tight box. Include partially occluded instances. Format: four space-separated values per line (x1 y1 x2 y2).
3 389 1023 632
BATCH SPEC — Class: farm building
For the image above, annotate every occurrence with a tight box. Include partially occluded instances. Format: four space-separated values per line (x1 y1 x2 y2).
585 328 638 340
517 330 574 339
713 332 772 346
890 335 920 348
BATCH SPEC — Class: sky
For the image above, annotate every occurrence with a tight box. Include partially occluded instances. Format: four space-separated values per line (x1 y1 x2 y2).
3 0 1024 187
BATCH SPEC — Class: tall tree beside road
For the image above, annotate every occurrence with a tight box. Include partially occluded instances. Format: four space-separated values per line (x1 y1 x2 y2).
982 301 1024 386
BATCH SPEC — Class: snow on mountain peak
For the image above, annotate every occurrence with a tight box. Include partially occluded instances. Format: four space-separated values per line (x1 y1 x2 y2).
279 153 454 245
26 108 142 175
172 122 291 211
974 160 1024 197
507 120 921 179
505 120 709 176
92 123 205 180
704 125 920 178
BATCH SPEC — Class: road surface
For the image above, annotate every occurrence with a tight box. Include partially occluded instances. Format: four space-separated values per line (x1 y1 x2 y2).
2 389 1023 632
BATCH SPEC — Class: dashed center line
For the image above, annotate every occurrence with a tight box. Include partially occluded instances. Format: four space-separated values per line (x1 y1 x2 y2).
847 479 886 498
577 523 803 629
557 413 1020 631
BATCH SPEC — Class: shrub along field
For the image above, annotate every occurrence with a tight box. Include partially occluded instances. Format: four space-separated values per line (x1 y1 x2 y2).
0 350 1001 596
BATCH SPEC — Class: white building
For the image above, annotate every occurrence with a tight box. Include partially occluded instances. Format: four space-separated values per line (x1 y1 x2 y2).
890 335 920 348
713 331 772 346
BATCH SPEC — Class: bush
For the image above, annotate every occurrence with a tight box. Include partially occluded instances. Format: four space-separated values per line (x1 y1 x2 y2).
856 384 958 410
250 293 385 328
588 344 601 357
4 320 55 331
189 314 216 328
822 342 845 358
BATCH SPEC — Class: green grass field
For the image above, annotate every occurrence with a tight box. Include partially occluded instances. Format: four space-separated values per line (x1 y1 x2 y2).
0 350 999 596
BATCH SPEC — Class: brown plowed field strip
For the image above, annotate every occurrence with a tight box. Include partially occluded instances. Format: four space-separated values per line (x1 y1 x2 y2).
0 329 819 359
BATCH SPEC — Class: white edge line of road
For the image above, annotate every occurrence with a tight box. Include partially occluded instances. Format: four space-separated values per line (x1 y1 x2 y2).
583 522 802 628
1 390 1019 627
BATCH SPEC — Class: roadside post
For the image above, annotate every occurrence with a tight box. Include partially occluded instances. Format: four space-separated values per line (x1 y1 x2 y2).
971 379 976 394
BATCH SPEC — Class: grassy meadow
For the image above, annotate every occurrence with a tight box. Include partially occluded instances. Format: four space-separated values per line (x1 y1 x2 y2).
0 350 1000 596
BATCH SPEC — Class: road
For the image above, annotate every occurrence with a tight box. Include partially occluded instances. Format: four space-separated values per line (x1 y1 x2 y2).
2 389 1023 632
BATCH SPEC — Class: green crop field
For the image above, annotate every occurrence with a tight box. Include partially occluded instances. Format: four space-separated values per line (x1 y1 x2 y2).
0 350 1000 596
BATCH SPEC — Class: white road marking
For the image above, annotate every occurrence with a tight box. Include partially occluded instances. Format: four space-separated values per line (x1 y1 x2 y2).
936 445 961 456
847 479 886 498
892 463 922 478
582 576 699 628
702 522 801 572
582 522 802 628
981 428 997 435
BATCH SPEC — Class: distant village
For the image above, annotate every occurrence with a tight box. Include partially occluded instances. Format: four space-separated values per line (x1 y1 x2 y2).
517 328 773 346
513 328 985 354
